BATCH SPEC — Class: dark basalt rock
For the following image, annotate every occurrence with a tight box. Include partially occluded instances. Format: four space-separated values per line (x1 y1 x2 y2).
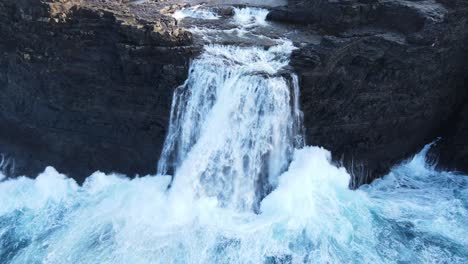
429 0 468 175
267 0 379 34
0 0 466 187
431 102 468 174
282 0 468 186
0 0 196 182
268 0 444 35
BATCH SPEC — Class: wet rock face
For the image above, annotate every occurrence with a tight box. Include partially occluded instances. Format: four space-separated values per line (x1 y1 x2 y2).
282 0 468 185
432 103 468 173
429 2 468 173
0 0 195 182
0 0 466 186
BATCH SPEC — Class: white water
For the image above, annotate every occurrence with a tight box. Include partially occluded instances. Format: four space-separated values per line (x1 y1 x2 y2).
1 6 468 264
157 41 303 211
176 7 279 47
233 7 269 28
0 154 12 181
172 6 269 26
1 143 467 263
173 5 220 21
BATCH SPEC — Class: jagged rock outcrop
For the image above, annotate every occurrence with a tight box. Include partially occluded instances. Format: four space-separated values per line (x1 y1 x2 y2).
270 0 468 185
0 0 195 182
0 0 466 187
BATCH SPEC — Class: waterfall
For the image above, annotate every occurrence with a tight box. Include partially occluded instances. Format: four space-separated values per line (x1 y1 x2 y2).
158 41 304 211
0 5 467 264
0 155 6 181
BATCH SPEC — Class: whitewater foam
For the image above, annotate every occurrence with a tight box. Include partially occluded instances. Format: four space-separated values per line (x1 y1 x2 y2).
173 5 220 21
233 7 269 28
1 144 467 263
157 41 302 211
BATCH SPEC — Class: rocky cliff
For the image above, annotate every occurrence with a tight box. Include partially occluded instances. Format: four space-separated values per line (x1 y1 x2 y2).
0 0 466 186
0 0 195 182
269 0 468 186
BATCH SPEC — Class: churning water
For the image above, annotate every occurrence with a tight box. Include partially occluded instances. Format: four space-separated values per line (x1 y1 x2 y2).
1 6 467 264
1 142 467 263
173 5 220 20
157 41 303 211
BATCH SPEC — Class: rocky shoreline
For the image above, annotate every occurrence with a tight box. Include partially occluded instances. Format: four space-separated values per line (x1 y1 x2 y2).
0 0 466 185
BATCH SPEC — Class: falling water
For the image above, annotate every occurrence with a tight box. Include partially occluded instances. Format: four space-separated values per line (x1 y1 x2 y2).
158 41 304 211
0 6 467 264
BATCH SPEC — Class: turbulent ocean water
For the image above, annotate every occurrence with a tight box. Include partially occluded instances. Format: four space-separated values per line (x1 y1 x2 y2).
1 6 467 264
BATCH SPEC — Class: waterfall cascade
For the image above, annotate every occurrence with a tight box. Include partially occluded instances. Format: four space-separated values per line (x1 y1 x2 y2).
157 42 304 211
0 6 467 264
